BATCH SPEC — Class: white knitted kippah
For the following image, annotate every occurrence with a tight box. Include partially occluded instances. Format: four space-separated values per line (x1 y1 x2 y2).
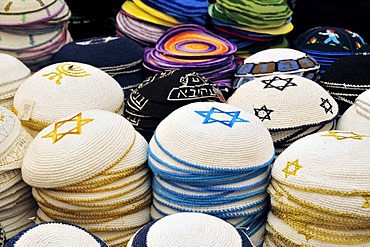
238 48 319 78
336 105 370 134
136 212 243 247
272 130 370 194
7 222 107 247
244 48 317 68
13 62 124 131
0 54 30 97
0 107 21 156
266 212 370 247
0 128 32 172
228 75 338 130
153 102 274 171
337 90 370 134
21 109 136 188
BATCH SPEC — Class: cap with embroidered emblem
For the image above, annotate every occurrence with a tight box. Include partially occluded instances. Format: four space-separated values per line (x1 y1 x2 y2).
233 48 320 88
22 109 152 246
13 62 124 137
266 130 370 246
148 101 274 247
228 75 339 154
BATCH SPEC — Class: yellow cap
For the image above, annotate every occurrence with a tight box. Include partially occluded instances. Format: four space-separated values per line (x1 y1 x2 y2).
122 1 179 27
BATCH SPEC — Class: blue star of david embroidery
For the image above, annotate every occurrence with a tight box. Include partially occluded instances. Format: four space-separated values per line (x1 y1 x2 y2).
195 107 249 128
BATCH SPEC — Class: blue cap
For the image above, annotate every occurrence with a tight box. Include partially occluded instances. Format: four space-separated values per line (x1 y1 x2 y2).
52 36 145 89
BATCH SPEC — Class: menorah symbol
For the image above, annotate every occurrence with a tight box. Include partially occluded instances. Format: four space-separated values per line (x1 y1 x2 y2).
42 64 91 85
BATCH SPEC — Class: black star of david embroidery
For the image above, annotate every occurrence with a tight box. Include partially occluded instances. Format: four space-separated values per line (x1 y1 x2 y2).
320 98 333 114
261 76 297 91
254 105 274 122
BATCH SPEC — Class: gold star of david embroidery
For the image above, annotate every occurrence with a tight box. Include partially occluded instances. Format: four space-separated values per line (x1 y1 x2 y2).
297 230 312 241
321 131 368 140
362 196 370 209
282 159 302 178
42 113 93 144
42 63 91 85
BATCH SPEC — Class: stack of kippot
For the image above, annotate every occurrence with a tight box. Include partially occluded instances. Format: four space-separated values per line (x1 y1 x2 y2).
233 48 320 88
5 222 107 247
293 27 370 75
51 36 146 97
337 90 370 134
124 69 223 141
227 75 339 155
139 0 208 25
148 102 275 246
319 54 370 115
22 110 152 247
127 213 255 247
0 54 31 110
116 0 181 47
12 62 124 137
143 24 238 88
209 0 292 29
0 0 71 71
208 0 293 58
266 130 370 246
0 106 37 241
121 0 207 28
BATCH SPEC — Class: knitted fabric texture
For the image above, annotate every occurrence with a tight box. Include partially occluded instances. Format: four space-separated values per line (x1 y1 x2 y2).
148 101 274 247
267 130 370 246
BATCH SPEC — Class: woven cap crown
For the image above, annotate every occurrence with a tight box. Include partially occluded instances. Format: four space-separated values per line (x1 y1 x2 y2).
13 62 124 125
5 222 107 247
337 89 370 134
154 102 274 171
22 110 136 188
137 69 218 103
0 54 30 85
272 130 370 193
320 54 370 87
0 106 21 155
127 212 249 247
228 75 338 129
236 48 319 78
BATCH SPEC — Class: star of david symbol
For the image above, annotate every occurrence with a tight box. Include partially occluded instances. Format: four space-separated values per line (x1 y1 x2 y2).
195 107 249 128
42 113 94 144
297 230 312 241
321 131 368 140
362 196 370 208
320 98 333 114
282 159 302 178
254 105 274 122
261 76 297 91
